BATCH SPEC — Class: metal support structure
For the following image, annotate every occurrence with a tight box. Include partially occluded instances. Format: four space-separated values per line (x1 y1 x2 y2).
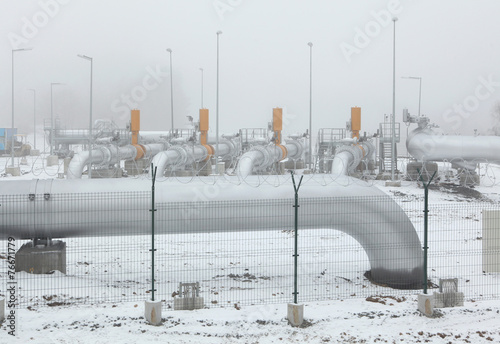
418 168 436 294
167 48 174 137
290 171 304 304
216 31 222 161
391 17 398 181
78 54 93 178
11 48 32 166
149 164 158 301
308 42 313 171
199 67 204 108
50 82 63 156
28 89 36 150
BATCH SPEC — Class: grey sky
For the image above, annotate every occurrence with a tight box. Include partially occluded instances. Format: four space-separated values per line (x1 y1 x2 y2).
1 0 499 142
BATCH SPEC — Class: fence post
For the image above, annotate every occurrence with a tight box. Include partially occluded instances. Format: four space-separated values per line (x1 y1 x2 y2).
150 163 158 300
287 171 304 327
145 164 161 325
418 168 436 294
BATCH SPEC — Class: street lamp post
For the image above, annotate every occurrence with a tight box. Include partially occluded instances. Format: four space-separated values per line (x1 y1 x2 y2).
199 68 204 108
308 42 313 171
216 31 222 159
78 54 93 178
50 82 63 156
391 17 398 181
167 48 174 138
28 89 36 150
11 48 32 168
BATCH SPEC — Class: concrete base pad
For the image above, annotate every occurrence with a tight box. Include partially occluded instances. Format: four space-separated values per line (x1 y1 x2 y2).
417 293 434 317
174 297 204 310
30 149 40 156
385 180 402 187
5 166 20 176
145 300 162 325
125 159 149 176
287 303 304 327
90 168 123 179
15 241 66 274
46 155 59 167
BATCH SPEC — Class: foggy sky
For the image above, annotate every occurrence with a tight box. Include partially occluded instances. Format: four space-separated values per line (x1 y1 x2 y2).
1 0 500 147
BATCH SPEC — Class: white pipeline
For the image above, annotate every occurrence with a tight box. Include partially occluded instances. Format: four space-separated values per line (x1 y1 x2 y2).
67 143 166 179
0 175 424 289
407 127 500 169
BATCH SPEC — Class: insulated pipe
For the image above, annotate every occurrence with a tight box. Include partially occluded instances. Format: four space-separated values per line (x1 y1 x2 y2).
208 138 239 160
67 143 167 179
330 141 374 177
236 144 286 179
407 127 500 169
0 175 423 288
151 144 208 176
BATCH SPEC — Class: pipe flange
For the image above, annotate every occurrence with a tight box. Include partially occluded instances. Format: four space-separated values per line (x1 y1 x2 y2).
168 145 189 168
251 145 271 169
336 145 361 172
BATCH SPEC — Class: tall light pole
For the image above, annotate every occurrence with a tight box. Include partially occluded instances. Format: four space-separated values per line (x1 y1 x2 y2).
28 89 36 150
216 31 222 158
78 54 93 178
11 48 32 167
402 76 422 117
308 42 313 171
167 48 174 137
50 82 64 156
391 17 398 181
199 68 204 108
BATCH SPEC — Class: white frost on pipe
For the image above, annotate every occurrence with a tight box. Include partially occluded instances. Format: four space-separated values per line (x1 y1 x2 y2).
151 144 208 176
67 143 167 179
236 145 285 179
407 127 500 169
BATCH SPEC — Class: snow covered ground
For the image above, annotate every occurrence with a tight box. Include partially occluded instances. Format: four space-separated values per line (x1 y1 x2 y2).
1 152 500 343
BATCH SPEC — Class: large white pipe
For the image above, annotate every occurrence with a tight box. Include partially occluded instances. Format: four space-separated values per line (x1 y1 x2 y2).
151 144 208 176
0 175 423 288
236 145 285 179
407 127 500 169
330 141 374 177
67 143 166 179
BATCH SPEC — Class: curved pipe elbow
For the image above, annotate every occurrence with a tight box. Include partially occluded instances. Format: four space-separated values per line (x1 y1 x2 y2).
67 151 90 179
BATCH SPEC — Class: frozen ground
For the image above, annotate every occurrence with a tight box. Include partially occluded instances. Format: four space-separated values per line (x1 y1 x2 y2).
1 297 500 343
1 151 500 343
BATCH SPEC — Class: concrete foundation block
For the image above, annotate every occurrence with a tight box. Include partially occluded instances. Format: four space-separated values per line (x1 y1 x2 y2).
433 292 464 308
46 155 59 167
406 162 438 181
216 162 225 175
5 166 20 177
124 159 149 176
385 180 401 187
173 297 204 311
15 241 66 274
30 149 40 156
63 157 72 174
417 293 434 317
90 168 123 179
460 172 480 186
287 303 304 327
144 300 162 325
0 297 4 323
